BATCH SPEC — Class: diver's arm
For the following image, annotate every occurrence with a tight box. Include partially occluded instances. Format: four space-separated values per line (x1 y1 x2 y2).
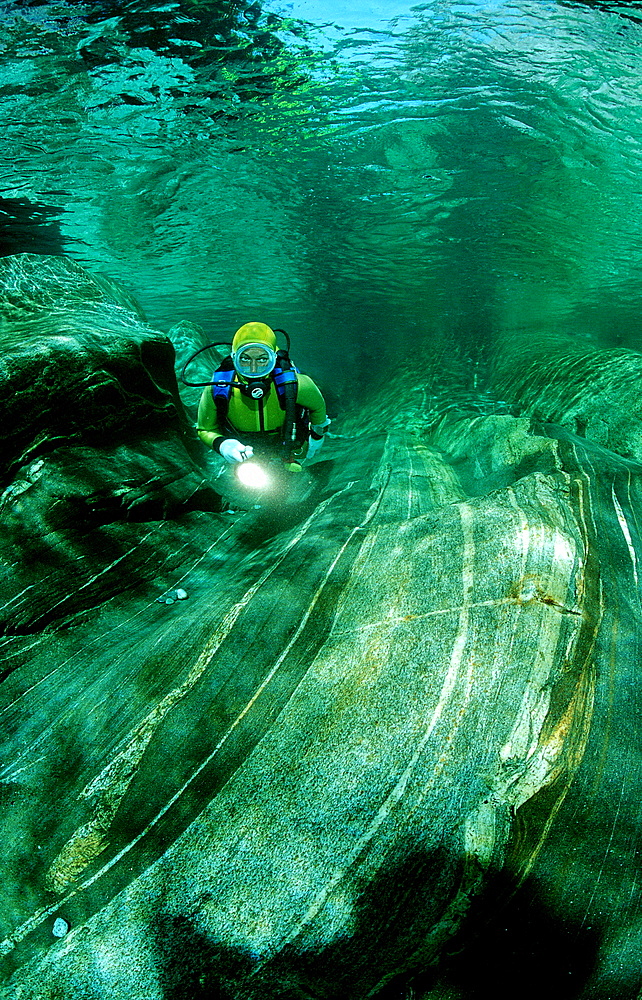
295 374 327 425
196 389 253 462
296 374 330 461
196 388 224 450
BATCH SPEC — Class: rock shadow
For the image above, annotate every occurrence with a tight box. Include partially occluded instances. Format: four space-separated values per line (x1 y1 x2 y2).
151 848 603 1000
400 865 604 1000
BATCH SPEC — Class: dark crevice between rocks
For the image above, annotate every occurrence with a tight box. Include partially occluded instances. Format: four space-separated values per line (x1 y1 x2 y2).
0 446 225 645
448 440 560 498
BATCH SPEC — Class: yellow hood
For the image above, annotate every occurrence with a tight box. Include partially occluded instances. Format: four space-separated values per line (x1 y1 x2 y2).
232 322 277 352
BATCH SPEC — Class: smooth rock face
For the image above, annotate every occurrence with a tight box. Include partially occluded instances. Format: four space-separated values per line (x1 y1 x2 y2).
0 255 639 998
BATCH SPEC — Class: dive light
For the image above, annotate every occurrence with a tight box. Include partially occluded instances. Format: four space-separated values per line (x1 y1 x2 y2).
235 460 270 490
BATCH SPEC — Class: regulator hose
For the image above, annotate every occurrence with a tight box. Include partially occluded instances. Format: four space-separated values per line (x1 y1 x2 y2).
180 329 292 387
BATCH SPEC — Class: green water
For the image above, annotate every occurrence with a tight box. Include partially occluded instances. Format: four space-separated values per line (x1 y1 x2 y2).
3 0 642 385
3 6 642 995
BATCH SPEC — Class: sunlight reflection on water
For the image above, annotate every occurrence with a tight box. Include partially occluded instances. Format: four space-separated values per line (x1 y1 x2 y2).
1 1 642 373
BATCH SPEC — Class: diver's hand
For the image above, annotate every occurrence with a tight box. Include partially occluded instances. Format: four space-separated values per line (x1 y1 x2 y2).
307 436 324 460
307 418 331 460
218 439 254 464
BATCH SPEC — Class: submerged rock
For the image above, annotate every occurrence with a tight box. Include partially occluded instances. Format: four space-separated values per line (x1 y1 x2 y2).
0 254 222 642
0 255 639 998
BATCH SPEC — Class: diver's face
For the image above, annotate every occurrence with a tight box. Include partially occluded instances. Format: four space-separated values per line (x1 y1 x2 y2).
233 341 277 379
239 347 270 375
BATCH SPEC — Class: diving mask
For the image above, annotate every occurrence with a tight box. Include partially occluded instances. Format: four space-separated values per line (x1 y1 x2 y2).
233 343 277 379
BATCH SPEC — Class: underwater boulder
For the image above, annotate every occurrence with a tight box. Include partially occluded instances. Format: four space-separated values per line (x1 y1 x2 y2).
0 253 221 641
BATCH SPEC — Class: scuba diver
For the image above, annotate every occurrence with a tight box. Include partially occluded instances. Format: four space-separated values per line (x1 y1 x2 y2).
195 322 330 473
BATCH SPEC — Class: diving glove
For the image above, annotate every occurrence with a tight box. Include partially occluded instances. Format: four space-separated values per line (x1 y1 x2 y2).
307 417 331 460
218 439 254 464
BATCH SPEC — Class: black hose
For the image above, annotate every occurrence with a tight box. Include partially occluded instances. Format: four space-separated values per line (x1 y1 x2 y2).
273 328 291 354
180 330 291 387
180 343 232 386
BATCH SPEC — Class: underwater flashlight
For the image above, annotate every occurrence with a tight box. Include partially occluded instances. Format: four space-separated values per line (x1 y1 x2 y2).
235 461 270 490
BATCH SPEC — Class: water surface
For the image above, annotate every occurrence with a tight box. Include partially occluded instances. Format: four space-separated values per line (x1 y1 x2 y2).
2 0 642 385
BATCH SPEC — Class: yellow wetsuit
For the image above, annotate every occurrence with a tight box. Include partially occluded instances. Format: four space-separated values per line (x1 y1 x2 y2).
196 322 327 461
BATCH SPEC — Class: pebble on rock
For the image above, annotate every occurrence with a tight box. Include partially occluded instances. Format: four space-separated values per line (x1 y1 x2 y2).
52 917 69 938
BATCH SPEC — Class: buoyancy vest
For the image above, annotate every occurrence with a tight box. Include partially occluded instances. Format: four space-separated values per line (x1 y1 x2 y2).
211 353 307 452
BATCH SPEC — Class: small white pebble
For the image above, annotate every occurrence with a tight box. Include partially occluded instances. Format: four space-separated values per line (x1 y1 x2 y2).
52 917 69 938
175 589 188 600
164 597 175 605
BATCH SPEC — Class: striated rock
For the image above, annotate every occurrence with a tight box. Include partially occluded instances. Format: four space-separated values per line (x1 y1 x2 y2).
0 255 639 998
490 328 642 460
0 254 221 643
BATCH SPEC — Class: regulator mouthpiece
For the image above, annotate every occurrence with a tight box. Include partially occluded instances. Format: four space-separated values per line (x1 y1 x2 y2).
235 461 270 490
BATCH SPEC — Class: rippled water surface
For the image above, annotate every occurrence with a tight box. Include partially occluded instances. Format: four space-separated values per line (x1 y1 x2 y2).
2 0 642 378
